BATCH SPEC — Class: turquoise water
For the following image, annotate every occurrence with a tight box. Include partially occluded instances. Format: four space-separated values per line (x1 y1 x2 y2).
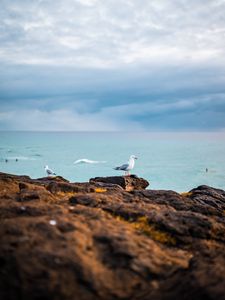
0 131 225 192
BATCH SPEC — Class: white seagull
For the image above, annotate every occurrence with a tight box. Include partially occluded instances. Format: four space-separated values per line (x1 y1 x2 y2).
45 165 56 177
114 155 138 176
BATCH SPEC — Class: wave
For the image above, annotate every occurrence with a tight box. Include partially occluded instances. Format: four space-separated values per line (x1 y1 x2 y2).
73 158 107 165
5 156 37 161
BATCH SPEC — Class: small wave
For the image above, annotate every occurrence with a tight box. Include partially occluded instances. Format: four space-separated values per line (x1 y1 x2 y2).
74 158 107 165
32 154 42 157
5 156 37 161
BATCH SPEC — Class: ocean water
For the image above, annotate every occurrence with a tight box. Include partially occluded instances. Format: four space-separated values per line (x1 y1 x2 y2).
0 131 225 192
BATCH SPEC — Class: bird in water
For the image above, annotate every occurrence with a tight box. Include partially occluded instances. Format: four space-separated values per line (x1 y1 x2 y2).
45 165 56 177
114 155 138 176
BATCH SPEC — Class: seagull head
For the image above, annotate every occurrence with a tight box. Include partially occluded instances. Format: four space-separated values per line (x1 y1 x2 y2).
44 165 48 170
130 155 138 160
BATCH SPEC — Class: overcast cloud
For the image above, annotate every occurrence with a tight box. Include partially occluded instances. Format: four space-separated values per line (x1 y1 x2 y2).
0 0 225 131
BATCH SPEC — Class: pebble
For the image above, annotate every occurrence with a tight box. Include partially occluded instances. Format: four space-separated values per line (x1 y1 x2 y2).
49 220 57 226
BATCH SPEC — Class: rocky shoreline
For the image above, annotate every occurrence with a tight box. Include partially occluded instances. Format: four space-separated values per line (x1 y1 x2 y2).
0 172 225 300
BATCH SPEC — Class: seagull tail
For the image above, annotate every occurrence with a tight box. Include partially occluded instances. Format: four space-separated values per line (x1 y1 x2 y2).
113 167 120 170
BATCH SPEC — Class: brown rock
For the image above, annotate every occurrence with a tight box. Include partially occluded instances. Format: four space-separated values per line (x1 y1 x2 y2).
46 181 93 194
0 172 225 300
90 175 149 191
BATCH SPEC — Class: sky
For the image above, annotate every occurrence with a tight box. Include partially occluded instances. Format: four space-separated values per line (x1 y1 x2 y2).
0 0 225 131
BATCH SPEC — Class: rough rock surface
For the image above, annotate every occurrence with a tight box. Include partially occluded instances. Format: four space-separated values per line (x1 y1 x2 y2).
0 172 225 300
90 175 149 191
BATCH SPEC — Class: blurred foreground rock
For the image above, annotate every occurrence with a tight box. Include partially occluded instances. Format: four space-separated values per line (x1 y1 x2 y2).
0 172 225 300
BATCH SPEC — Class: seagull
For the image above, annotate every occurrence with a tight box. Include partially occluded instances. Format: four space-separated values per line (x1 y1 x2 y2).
114 155 138 176
45 165 56 177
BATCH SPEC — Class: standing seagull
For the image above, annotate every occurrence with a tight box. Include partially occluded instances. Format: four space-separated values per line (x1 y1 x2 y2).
45 165 56 177
114 155 138 176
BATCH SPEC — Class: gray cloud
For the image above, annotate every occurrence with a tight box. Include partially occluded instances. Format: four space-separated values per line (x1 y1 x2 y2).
1 91 225 131
0 0 225 131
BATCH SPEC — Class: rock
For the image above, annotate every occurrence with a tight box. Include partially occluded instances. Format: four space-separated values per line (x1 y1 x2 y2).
189 185 225 213
46 181 94 194
90 175 149 191
36 176 70 183
0 172 225 300
69 195 98 207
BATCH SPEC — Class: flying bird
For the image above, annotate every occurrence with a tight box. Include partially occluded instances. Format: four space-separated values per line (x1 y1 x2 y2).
114 155 138 176
45 165 56 177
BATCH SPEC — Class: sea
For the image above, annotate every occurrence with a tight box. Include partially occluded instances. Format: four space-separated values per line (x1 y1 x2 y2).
0 131 225 192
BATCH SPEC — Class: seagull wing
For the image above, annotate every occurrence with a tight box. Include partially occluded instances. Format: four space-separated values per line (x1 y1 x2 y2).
47 168 56 175
114 163 129 171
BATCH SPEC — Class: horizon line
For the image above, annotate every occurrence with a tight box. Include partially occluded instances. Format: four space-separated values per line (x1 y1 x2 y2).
0 130 225 134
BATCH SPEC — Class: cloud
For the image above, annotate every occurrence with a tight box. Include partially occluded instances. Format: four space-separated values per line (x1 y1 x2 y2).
0 108 143 131
0 62 225 130
1 91 225 131
0 0 225 67
0 0 225 131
